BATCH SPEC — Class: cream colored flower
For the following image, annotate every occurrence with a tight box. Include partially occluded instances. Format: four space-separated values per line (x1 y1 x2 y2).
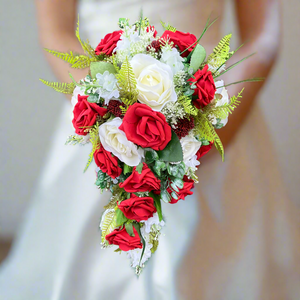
180 134 202 163
130 54 177 111
98 117 143 166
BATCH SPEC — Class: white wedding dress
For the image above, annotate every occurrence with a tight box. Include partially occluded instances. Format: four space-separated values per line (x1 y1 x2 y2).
1 1 300 299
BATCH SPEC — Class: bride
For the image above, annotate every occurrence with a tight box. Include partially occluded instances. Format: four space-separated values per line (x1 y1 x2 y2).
1 0 299 299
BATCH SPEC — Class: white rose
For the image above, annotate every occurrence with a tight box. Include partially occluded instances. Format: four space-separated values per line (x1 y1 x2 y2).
211 80 230 127
130 54 177 111
160 48 184 75
98 117 143 166
180 134 202 163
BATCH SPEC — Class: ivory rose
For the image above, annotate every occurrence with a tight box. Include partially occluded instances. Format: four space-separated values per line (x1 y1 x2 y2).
180 134 202 163
130 54 177 111
98 117 143 166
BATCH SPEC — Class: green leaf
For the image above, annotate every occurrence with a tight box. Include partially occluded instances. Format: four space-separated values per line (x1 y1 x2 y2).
136 162 144 174
123 164 133 175
173 178 184 189
190 44 206 73
90 61 116 78
157 131 183 162
115 209 128 226
153 160 166 177
161 190 171 203
171 191 179 200
170 182 179 192
125 223 135 237
132 223 146 266
167 164 179 177
149 192 163 222
145 149 159 164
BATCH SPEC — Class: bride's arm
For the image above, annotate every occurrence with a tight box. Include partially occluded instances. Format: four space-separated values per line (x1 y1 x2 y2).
35 0 86 92
216 0 281 147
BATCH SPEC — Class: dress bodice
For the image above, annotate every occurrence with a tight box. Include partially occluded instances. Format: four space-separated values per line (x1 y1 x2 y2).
78 0 224 48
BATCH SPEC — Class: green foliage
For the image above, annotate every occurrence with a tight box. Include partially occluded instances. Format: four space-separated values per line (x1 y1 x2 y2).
100 210 116 244
177 95 198 116
157 131 183 162
125 223 135 237
207 34 233 65
160 20 176 32
44 49 96 69
204 89 244 120
75 18 98 60
194 112 224 160
39 79 76 94
115 209 128 226
149 192 163 222
111 54 120 73
115 57 138 110
90 61 116 78
190 44 206 73
104 186 127 210
84 124 101 172
65 135 85 145
95 170 110 189
136 163 144 174
123 164 133 175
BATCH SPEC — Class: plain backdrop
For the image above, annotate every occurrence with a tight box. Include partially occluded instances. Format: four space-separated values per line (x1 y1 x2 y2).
0 0 299 238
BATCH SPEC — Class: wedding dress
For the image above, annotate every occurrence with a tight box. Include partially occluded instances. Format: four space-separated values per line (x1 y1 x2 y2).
1 0 300 299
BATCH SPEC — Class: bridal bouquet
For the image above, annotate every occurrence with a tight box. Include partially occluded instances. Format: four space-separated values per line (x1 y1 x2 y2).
41 16 259 274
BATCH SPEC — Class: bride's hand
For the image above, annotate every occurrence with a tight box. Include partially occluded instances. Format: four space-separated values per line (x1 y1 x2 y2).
35 0 87 99
216 0 281 148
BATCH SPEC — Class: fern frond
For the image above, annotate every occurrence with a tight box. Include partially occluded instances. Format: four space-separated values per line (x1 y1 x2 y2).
160 21 176 32
44 49 95 69
116 57 138 107
39 79 75 94
75 18 98 60
44 49 78 64
65 135 85 146
111 54 120 73
178 95 198 116
101 210 117 244
194 112 225 160
83 124 101 172
204 88 244 120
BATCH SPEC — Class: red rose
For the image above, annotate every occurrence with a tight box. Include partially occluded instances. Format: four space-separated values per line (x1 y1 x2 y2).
119 163 160 193
94 145 122 179
119 103 171 151
95 30 122 56
168 176 194 204
196 141 214 160
188 65 216 108
161 30 197 57
105 226 142 251
72 95 107 135
118 194 157 222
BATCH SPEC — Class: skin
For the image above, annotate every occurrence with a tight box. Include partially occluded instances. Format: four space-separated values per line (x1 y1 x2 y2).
0 0 280 264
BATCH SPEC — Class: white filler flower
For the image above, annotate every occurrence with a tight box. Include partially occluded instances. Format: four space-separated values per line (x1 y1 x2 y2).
160 47 184 75
98 117 143 166
96 71 119 105
130 54 177 111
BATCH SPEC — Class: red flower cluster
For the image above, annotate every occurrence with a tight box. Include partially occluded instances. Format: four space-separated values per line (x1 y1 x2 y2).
188 65 216 108
72 95 107 136
196 141 214 159
94 145 122 179
119 163 161 193
161 30 197 57
118 194 157 222
107 100 125 118
106 226 143 251
119 103 172 151
95 30 122 56
173 117 195 139
168 176 194 204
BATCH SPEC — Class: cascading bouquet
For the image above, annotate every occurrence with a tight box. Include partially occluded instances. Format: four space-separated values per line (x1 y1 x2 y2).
40 15 261 274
